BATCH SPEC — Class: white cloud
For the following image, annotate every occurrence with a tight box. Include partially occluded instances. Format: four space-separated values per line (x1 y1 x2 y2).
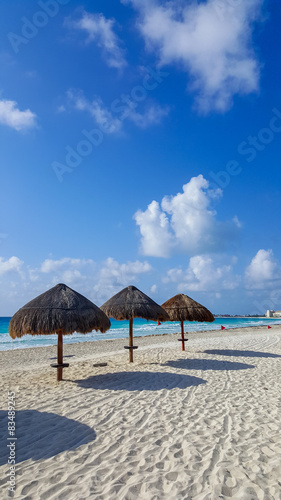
0 257 152 316
68 11 127 69
0 255 154 314
28 268 39 282
134 175 239 257
135 200 173 257
26 256 151 296
40 258 95 285
15 255 151 303
41 257 94 274
164 254 240 292
0 99 37 131
126 103 170 128
57 105 66 113
67 89 169 132
233 215 242 228
67 90 122 134
93 257 152 302
0 256 23 275
245 249 281 289
124 0 263 112
61 269 83 283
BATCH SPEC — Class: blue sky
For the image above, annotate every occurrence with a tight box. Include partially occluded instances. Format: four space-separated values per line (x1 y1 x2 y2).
1 0 281 316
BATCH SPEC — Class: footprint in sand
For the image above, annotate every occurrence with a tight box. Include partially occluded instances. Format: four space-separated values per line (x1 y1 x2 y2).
220 485 233 497
21 481 39 495
174 449 183 458
261 446 276 457
166 471 178 482
49 472 64 483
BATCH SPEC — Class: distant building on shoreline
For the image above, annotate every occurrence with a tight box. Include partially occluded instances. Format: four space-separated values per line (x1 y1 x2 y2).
266 310 281 318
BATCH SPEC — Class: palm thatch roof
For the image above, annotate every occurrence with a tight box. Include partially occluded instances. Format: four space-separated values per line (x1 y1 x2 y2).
9 283 111 339
100 285 170 322
161 294 214 323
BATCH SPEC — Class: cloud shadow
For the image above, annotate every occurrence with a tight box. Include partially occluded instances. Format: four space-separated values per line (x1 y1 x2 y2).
164 358 255 371
0 410 96 466
204 349 281 358
75 371 206 391
49 355 75 359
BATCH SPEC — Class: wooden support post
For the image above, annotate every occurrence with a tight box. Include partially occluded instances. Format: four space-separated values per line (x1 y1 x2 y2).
129 318 133 362
181 320 185 351
57 331 63 381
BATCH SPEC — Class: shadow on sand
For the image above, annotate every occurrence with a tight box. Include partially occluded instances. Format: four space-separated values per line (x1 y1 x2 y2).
164 358 255 371
75 371 206 391
204 349 281 358
0 410 96 465
49 354 75 359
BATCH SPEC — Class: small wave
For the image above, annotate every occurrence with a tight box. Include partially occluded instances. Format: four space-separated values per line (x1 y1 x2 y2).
1 317 281 351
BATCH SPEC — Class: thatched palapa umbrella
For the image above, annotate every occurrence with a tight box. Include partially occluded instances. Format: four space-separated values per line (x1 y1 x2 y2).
101 285 170 362
9 283 111 381
161 294 214 351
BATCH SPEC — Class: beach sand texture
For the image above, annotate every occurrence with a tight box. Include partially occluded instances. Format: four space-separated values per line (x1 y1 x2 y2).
1 326 281 500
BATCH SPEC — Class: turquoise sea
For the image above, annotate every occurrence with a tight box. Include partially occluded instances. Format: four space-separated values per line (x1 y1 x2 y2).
1 316 281 351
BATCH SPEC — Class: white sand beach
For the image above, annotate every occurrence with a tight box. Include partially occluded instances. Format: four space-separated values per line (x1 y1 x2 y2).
1 325 281 500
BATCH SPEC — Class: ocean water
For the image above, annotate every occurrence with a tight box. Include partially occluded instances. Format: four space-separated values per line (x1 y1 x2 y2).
1 316 281 351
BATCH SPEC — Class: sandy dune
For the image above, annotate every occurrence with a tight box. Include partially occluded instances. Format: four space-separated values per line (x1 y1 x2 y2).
1 326 281 499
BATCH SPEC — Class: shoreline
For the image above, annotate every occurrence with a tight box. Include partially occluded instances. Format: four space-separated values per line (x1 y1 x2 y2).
0 323 279 374
1 320 280 354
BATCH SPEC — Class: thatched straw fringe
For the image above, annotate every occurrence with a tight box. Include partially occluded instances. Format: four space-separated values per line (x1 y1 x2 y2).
161 294 214 323
9 284 111 338
101 286 170 321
